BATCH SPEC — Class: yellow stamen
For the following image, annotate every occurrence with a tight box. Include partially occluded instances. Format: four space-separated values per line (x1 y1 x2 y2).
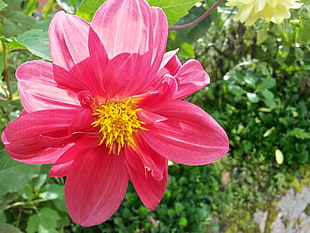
91 98 146 154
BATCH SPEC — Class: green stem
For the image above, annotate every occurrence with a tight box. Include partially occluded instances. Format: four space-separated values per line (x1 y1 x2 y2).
2 41 12 100
0 198 50 212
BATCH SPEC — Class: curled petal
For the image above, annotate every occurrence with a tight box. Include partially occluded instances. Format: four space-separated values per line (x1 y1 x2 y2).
142 100 229 165
65 147 128 226
158 49 181 76
16 61 79 112
138 75 178 111
174 59 210 99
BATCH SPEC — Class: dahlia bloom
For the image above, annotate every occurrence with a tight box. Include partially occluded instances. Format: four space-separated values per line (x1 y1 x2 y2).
2 0 229 226
226 0 303 26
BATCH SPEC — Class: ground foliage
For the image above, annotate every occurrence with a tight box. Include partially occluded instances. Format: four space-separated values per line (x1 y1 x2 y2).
0 0 309 232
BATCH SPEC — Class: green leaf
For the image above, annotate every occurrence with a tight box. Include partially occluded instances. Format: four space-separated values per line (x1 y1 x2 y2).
17 29 51 60
0 37 27 52
247 93 259 103
33 18 52 32
295 47 304 61
288 128 310 139
0 223 22 233
76 0 105 21
296 21 310 44
2 11 36 37
229 85 245 96
2 0 20 11
258 78 276 90
0 150 40 198
39 183 64 200
179 217 188 227
0 0 8 10
26 208 61 233
179 42 195 58
148 0 201 25
261 89 277 108
257 27 268 45
261 89 274 100
244 75 257 87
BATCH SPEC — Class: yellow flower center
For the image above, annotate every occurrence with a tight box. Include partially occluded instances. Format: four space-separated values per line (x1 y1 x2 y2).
91 98 146 154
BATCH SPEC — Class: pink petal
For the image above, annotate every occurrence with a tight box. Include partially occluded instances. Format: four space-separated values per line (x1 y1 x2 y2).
2 109 77 161
86 28 109 96
49 160 73 177
174 59 210 99
68 107 95 134
3 137 74 165
16 61 79 112
49 11 90 70
137 110 167 124
53 64 85 93
49 144 82 177
88 27 108 62
138 74 178 111
125 138 168 210
99 53 135 99
148 6 169 71
91 0 167 70
65 147 128 226
141 100 229 165
158 49 181 76
119 52 157 98
79 52 155 99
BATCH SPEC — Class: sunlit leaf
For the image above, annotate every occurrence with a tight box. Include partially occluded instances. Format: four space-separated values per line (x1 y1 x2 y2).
39 183 64 200
263 127 275 137
247 93 259 103
275 149 284 164
76 0 105 21
148 0 201 25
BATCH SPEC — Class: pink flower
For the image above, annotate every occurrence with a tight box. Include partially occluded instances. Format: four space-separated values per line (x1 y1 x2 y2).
2 0 229 227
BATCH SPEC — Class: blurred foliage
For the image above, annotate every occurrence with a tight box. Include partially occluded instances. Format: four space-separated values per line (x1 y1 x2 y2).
0 0 309 232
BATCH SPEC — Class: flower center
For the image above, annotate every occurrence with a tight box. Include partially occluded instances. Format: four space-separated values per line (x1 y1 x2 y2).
91 98 146 154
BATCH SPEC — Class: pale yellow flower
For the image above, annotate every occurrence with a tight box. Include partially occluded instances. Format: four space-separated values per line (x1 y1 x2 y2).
226 0 303 26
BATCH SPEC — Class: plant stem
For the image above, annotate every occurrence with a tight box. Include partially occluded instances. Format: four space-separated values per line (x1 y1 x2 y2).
2 41 12 101
0 198 50 212
169 0 223 30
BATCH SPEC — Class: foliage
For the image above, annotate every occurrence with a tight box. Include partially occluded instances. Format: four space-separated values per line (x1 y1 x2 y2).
0 0 309 232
